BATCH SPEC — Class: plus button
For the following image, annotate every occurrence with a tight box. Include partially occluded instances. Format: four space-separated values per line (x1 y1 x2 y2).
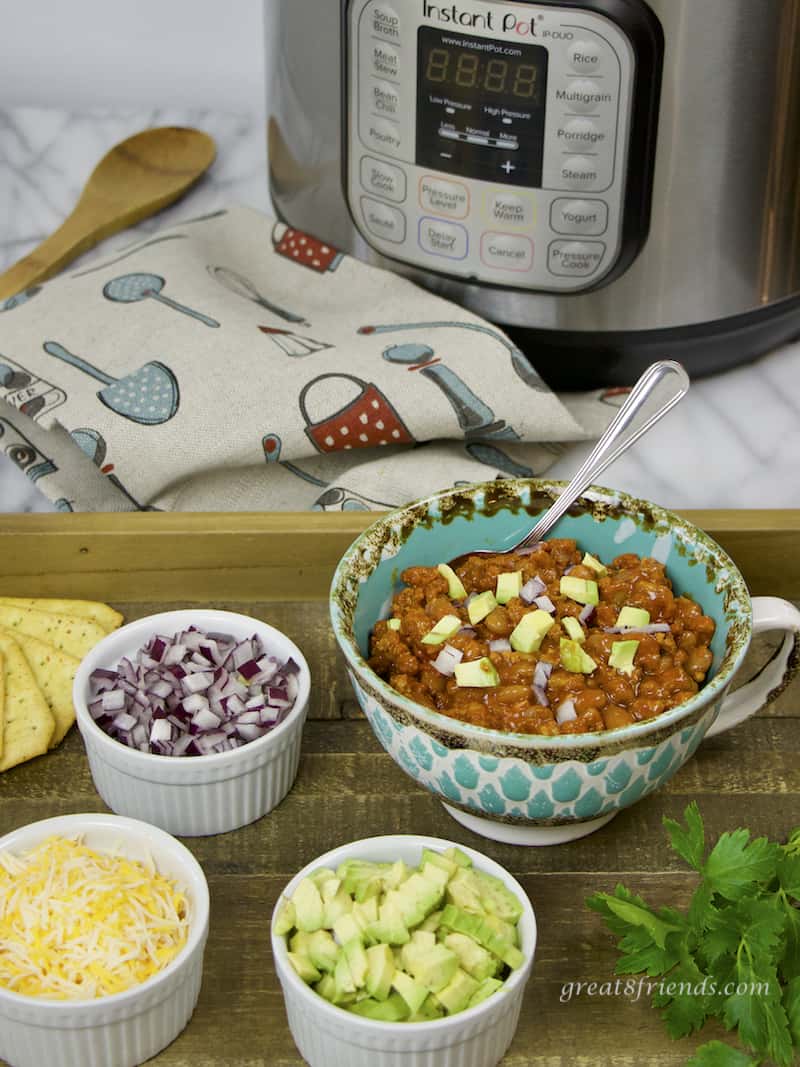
500 160 516 174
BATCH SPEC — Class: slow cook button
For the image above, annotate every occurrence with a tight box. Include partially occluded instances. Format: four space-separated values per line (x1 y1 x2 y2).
548 240 606 276
360 156 407 203
480 232 533 272
361 197 407 243
419 176 470 219
369 3 400 40
418 217 468 259
488 191 534 227
560 155 601 189
551 198 608 235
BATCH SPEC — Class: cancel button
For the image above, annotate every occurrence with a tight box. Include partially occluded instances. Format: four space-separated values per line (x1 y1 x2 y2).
480 232 534 272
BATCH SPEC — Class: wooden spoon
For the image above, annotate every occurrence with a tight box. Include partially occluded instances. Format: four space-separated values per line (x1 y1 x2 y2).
0 126 216 301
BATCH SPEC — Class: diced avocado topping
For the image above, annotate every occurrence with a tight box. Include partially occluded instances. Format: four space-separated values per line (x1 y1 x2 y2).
509 609 554 653
421 614 462 645
582 552 608 576
386 617 401 631
609 639 640 675
561 616 585 643
467 590 498 625
560 638 598 674
277 846 526 1023
559 575 599 606
437 563 468 601
454 657 500 687
615 605 650 629
495 570 523 605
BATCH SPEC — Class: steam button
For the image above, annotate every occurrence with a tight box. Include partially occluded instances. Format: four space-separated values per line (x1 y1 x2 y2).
567 40 603 72
560 155 600 190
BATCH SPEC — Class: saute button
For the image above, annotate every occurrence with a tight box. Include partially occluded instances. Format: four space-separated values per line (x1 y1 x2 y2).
419 176 470 218
488 191 534 226
480 232 534 272
361 197 407 243
418 217 468 259
567 40 603 73
560 155 600 189
551 198 608 235
360 156 407 203
369 3 400 40
548 240 606 276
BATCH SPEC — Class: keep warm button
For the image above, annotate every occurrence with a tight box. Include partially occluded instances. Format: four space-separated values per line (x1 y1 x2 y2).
481 232 533 272
548 240 606 277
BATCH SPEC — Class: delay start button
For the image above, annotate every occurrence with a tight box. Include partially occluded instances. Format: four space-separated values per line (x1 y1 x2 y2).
418 217 468 259
548 240 606 277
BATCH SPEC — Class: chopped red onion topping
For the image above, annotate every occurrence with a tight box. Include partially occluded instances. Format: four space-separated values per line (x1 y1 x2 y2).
556 700 577 724
533 595 556 614
88 626 300 757
432 644 464 676
488 638 512 653
514 543 546 557
532 685 549 707
579 604 596 624
533 660 553 689
520 576 546 604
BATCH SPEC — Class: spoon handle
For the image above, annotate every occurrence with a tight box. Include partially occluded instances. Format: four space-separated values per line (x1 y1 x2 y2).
522 360 690 545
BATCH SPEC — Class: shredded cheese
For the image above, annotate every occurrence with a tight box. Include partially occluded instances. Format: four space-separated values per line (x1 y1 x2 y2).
0 835 190 1000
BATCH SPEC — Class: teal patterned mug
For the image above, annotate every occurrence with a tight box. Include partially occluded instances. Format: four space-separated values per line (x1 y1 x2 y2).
330 481 800 845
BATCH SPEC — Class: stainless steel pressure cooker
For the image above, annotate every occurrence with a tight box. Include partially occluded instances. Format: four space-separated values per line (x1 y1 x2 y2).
266 0 800 386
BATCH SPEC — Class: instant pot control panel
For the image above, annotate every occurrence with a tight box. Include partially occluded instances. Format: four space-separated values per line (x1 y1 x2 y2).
344 0 662 292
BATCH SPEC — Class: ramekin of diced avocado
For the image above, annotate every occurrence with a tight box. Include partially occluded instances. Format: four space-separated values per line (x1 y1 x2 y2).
271 836 536 1067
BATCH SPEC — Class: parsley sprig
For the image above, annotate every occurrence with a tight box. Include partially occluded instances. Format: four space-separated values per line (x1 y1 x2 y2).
586 804 800 1065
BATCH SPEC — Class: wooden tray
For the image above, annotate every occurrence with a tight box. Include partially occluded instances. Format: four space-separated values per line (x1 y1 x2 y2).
1 511 799 1067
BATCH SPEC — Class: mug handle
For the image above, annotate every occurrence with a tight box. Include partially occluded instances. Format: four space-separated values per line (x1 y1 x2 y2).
705 596 800 738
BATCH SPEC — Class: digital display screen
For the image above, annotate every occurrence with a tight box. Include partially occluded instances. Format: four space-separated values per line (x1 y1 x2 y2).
416 27 548 187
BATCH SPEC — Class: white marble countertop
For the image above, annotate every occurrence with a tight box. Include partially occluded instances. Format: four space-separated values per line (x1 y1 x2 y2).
2 104 799 513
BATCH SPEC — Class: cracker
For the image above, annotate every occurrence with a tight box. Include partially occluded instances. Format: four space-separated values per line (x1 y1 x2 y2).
0 605 106 660
0 597 122 634
0 629 79 747
0 632 54 771
0 650 4 759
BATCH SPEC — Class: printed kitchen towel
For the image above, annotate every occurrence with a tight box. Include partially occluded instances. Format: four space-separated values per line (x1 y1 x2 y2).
0 204 623 513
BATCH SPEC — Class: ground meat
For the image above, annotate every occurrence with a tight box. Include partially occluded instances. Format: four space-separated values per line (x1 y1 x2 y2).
367 541 715 736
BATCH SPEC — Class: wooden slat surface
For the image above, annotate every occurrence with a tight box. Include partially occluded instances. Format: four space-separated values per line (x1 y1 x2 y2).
0 512 799 1065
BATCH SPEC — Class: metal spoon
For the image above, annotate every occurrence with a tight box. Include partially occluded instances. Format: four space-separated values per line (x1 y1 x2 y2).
450 360 690 563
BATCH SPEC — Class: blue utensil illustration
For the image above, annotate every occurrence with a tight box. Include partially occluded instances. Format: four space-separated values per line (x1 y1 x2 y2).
466 442 534 478
359 320 547 392
54 498 74 512
208 265 307 324
43 341 179 425
1 286 41 312
103 273 220 327
381 342 520 442
262 432 389 510
70 426 160 510
0 355 66 421
258 325 332 357
0 417 56 482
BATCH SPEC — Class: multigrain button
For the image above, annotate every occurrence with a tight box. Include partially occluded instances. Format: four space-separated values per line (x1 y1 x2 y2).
360 156 407 203
480 232 533 272
557 79 614 114
371 41 400 79
364 118 402 157
370 3 400 40
567 40 603 72
361 197 406 243
487 191 534 226
558 118 606 151
560 155 600 189
372 80 400 117
419 176 469 219
418 217 468 259
548 240 606 276
551 198 608 236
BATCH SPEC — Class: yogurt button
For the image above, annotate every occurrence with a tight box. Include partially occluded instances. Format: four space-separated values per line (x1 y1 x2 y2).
551 198 608 236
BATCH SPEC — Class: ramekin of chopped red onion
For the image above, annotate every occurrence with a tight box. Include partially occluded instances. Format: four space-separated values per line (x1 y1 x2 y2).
73 610 311 837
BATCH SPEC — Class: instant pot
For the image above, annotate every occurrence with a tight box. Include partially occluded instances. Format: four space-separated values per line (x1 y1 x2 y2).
266 1 800 387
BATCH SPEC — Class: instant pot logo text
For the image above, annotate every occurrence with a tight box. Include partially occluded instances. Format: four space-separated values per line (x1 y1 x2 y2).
421 1 539 36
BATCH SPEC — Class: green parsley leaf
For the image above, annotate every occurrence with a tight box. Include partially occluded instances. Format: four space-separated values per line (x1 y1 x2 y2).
784 975 800 1047
777 892 800 983
776 853 800 900
664 801 706 871
652 952 712 1038
784 828 800 858
722 957 792 1067
685 1040 759 1067
703 829 782 902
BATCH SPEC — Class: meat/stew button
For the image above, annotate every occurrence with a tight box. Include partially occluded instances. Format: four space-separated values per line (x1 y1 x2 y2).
480 232 534 272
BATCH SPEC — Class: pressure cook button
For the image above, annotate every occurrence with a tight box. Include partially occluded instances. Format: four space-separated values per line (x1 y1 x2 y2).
372 42 400 80
361 197 407 243
567 40 603 72
488 191 534 227
364 118 402 157
558 118 606 151
418 217 468 260
548 240 606 277
480 232 533 272
360 156 407 203
560 155 600 189
372 79 400 117
370 3 400 40
419 176 469 219
551 198 608 236
558 79 615 114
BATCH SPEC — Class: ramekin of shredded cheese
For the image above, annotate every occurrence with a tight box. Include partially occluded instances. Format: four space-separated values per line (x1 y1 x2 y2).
0 814 209 1067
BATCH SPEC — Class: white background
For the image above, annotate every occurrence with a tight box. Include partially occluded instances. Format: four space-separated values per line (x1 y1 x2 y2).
0 0 266 113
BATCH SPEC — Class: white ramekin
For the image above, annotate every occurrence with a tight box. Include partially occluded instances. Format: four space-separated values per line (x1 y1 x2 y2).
73 609 311 836
271 835 537 1067
0 812 209 1067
